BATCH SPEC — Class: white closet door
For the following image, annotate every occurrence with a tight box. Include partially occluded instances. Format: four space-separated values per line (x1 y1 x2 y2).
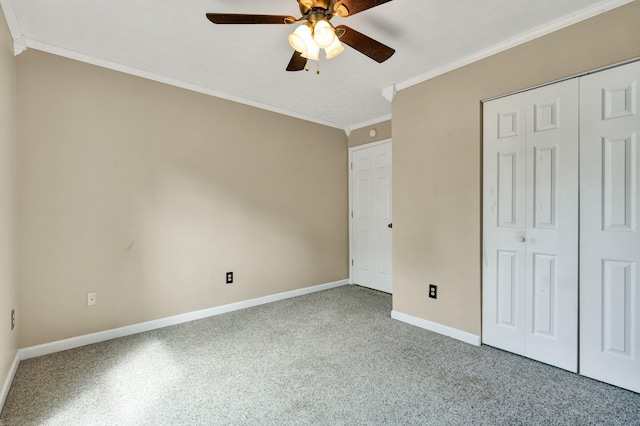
524 80 579 372
483 79 579 371
483 93 528 356
580 61 640 393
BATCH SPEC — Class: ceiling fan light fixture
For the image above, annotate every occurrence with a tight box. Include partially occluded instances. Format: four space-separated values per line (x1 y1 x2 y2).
288 24 313 54
324 37 344 59
207 0 397 71
312 19 336 48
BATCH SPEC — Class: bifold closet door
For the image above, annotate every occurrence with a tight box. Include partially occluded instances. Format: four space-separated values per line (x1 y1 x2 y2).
483 92 527 356
580 61 640 393
483 79 579 372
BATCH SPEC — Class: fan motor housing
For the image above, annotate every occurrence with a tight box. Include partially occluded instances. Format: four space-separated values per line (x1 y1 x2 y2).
300 0 335 16
312 0 332 9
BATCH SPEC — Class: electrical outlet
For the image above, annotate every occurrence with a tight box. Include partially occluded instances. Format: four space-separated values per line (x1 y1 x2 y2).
226 272 233 284
11 309 15 330
429 284 437 299
87 292 98 306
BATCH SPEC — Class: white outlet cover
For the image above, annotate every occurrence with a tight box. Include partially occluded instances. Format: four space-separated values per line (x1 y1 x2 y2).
87 292 98 306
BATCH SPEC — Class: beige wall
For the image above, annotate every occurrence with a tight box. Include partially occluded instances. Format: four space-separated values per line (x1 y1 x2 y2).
16 51 348 347
0 7 18 394
393 1 640 336
348 120 392 148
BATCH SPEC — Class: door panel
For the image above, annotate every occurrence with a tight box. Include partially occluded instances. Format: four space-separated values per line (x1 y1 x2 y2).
580 61 640 393
532 253 556 337
532 146 556 228
351 142 392 293
497 152 519 227
603 135 636 231
483 93 527 356
524 80 579 372
602 260 634 356
496 250 518 327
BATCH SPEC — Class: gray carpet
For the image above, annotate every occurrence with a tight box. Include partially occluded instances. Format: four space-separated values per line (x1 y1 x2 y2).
1 285 639 425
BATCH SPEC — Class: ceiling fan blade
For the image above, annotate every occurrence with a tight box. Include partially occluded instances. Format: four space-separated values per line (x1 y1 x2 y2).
286 51 308 72
206 13 296 24
333 0 393 17
335 25 395 63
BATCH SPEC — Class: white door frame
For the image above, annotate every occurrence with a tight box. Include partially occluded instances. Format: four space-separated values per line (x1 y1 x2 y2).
348 139 392 288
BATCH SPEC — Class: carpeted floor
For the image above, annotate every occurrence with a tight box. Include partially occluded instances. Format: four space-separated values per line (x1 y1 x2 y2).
1 285 640 425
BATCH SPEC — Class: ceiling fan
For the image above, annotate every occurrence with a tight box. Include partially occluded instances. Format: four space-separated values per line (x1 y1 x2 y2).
206 0 395 72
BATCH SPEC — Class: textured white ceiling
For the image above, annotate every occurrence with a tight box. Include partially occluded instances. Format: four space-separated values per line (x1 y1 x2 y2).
2 0 632 130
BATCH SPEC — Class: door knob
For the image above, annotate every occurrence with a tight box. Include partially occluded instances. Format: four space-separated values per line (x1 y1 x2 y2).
517 235 525 242
388 223 393 228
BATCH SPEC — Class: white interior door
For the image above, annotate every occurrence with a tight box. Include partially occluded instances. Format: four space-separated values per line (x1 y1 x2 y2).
350 141 392 293
579 60 640 393
483 79 579 372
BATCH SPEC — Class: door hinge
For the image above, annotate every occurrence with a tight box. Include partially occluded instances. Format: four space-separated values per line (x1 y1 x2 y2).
350 162 353 170
351 211 353 218
351 259 354 266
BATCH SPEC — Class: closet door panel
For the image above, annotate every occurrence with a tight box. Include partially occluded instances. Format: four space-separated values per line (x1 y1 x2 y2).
483 94 528 355
580 61 640 393
524 79 579 372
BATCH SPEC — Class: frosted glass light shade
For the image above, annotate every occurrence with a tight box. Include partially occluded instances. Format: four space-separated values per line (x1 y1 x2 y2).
324 37 344 59
313 20 335 48
301 42 319 61
288 24 313 54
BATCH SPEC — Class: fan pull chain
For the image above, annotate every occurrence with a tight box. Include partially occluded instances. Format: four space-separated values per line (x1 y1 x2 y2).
302 59 320 74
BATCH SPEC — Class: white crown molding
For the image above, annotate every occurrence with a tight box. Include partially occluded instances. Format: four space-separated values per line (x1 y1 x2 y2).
24 38 348 131
382 84 396 102
18 279 349 360
391 310 481 346
395 0 635 92
0 0 26 55
13 35 25 55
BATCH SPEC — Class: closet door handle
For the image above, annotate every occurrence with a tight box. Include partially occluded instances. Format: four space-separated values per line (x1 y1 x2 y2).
517 235 525 242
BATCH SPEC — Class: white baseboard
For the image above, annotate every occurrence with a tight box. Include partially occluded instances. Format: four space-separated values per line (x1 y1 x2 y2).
391 310 481 346
18 279 349 361
1 353 19 411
